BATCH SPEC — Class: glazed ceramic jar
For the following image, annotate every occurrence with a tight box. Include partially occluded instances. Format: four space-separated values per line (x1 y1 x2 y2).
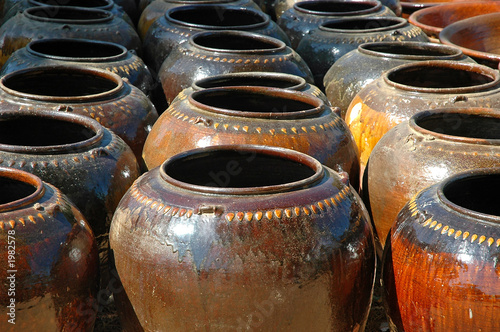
346 60 500 174
0 39 155 97
142 4 291 73
0 6 141 69
158 30 314 105
296 17 429 89
0 167 99 331
0 66 158 162
383 168 500 331
366 108 500 250
110 145 376 331
324 41 473 118
143 86 360 187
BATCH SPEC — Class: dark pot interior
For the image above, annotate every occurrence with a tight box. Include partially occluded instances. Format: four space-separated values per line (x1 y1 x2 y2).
323 18 401 30
169 7 265 27
362 43 459 57
416 113 500 140
0 177 37 205
27 6 111 20
193 33 279 50
31 0 111 7
296 1 376 13
196 75 302 89
29 39 124 58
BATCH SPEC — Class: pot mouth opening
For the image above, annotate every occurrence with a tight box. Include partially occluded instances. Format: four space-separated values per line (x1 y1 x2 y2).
29 0 112 9
0 168 45 213
0 112 103 154
0 66 123 101
190 31 285 53
320 17 406 32
189 87 323 119
439 170 500 223
193 72 306 91
27 39 127 62
384 61 499 93
295 0 380 16
25 6 113 23
160 145 324 195
411 109 500 144
166 5 268 29
359 42 463 60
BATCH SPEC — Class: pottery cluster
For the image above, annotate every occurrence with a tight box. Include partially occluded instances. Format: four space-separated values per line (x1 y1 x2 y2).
0 0 499 331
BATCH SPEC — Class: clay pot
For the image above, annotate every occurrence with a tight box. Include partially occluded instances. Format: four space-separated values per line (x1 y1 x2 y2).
0 66 158 163
296 17 429 89
401 0 495 18
345 60 500 174
0 6 141 69
158 30 314 105
366 108 500 251
277 0 397 49
440 12 500 68
0 167 99 331
137 0 260 39
110 145 376 331
324 41 473 118
382 168 500 331
142 4 291 73
0 39 155 97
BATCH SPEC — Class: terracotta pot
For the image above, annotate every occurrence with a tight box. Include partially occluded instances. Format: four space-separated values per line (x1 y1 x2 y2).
0 167 99 331
439 12 500 68
366 108 500 252
296 17 429 89
0 38 155 97
382 168 500 331
345 60 500 175
324 41 473 118
110 145 376 331
137 0 260 39
278 0 397 49
0 6 141 69
143 86 360 187
142 4 291 73
158 30 314 105
401 0 495 18
0 65 158 163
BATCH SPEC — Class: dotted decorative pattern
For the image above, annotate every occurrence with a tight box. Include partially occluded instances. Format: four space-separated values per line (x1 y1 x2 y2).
106 57 144 76
407 196 500 248
184 49 292 64
423 145 500 158
309 26 424 45
128 180 351 222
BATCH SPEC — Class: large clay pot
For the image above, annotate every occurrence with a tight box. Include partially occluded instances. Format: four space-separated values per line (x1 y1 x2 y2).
143 86 360 186
367 108 500 251
137 0 261 39
382 168 500 331
296 17 429 89
0 39 155 97
0 65 158 163
0 167 99 331
345 60 500 175
324 41 473 118
110 145 376 331
0 6 141 69
400 0 495 18
158 30 314 105
142 4 291 73
278 0 397 49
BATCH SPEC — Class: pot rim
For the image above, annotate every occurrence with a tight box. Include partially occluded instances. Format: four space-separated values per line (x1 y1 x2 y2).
192 72 307 91
28 0 115 10
0 167 45 213
160 144 325 195
188 86 325 119
26 38 128 63
410 108 500 145
437 168 500 224
358 41 464 61
319 16 408 33
24 6 114 24
293 0 382 16
0 110 104 154
165 4 269 30
0 65 124 102
383 60 500 93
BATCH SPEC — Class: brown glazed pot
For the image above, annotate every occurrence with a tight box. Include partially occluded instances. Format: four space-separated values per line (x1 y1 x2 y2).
110 145 376 331
143 86 360 187
0 39 155 97
382 168 500 331
0 167 99 331
366 108 500 252
158 30 314 105
142 4 291 73
345 60 500 175
0 6 141 69
0 66 158 163
324 41 473 118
